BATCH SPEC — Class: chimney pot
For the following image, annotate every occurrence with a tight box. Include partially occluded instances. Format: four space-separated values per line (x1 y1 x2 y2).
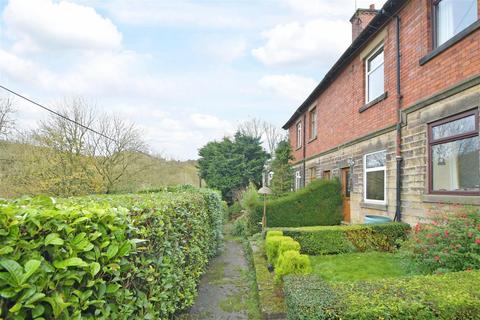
369 4 375 10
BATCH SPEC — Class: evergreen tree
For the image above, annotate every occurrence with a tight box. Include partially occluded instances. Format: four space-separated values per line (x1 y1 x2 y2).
198 132 268 203
270 139 294 195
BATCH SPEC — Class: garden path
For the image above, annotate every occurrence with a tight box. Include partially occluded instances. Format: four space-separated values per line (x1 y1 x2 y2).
179 238 257 319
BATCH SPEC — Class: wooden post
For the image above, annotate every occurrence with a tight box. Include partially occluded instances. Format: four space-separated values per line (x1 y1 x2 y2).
262 194 267 231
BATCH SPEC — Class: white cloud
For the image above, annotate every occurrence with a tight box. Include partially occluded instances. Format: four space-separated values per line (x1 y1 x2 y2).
252 19 350 66
259 74 317 102
3 0 122 52
201 38 248 63
103 0 249 29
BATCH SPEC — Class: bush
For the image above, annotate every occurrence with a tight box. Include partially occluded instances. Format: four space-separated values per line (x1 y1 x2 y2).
277 223 411 255
228 201 243 220
265 236 293 264
247 179 342 233
275 251 311 282
277 240 301 264
401 207 480 274
266 230 283 239
284 271 480 319
0 188 225 319
231 215 248 238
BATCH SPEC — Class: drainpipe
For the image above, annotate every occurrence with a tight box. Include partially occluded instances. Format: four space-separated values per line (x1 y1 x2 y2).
302 113 307 187
394 15 403 222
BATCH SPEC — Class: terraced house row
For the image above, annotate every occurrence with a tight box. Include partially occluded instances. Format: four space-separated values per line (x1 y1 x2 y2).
283 0 480 225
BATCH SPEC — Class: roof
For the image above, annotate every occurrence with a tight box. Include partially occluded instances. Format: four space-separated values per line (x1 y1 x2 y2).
282 0 405 130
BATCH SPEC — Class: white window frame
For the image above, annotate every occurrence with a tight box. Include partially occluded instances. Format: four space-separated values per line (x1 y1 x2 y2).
363 150 387 204
365 44 384 103
310 108 317 139
296 121 302 148
295 171 302 190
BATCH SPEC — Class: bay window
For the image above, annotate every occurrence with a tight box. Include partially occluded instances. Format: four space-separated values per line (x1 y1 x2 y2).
428 110 480 194
364 150 387 203
434 0 478 47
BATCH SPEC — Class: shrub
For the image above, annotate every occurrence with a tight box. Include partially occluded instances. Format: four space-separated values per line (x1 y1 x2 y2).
241 182 260 211
247 179 342 233
401 207 480 274
275 251 311 282
231 215 248 237
266 230 283 239
228 201 243 220
277 222 411 255
284 271 480 320
265 236 293 264
277 240 301 264
0 188 224 319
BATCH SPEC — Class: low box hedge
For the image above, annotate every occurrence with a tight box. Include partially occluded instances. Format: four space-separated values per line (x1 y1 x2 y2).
247 179 342 234
0 187 224 319
276 222 411 255
284 271 480 319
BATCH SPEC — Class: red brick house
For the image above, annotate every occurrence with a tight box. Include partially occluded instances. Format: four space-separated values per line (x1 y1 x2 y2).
283 0 480 225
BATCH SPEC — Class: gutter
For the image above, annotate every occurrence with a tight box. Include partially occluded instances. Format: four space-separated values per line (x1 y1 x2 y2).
394 15 403 222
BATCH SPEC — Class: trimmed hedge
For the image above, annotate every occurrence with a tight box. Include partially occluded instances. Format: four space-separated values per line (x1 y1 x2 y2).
247 179 342 233
277 222 411 255
284 271 480 319
0 188 224 319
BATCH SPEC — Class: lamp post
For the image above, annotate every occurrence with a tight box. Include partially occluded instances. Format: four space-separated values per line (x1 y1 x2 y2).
258 186 273 232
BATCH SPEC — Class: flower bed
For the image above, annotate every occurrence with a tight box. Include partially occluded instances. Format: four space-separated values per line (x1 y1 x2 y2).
0 187 224 319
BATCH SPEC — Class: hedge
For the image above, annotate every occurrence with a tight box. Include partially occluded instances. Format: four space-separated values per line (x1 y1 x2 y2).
0 187 224 319
247 179 343 233
276 222 411 255
284 271 480 319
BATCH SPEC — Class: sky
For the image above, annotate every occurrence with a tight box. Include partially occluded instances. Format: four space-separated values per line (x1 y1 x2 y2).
0 0 386 159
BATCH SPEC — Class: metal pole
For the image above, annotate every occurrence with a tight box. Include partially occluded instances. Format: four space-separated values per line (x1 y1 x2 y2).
262 194 267 231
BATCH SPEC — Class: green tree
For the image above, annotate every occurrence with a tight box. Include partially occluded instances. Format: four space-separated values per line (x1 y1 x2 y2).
198 132 268 203
270 139 294 195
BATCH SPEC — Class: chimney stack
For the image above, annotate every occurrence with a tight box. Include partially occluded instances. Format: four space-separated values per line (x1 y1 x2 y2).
350 4 379 41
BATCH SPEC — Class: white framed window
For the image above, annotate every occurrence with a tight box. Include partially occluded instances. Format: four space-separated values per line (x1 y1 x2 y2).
295 171 302 190
365 45 384 103
309 108 317 139
434 0 478 47
363 150 387 204
296 121 302 148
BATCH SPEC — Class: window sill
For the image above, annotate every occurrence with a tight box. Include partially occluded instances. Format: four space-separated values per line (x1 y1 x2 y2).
422 194 480 205
359 92 388 113
360 201 388 211
419 20 480 66
295 146 302 151
307 136 317 144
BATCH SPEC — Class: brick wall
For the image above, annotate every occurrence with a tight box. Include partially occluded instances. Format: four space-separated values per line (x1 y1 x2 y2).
290 0 480 163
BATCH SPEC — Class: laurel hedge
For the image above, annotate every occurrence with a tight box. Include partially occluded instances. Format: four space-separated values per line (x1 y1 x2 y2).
247 179 342 233
284 271 480 319
0 187 224 320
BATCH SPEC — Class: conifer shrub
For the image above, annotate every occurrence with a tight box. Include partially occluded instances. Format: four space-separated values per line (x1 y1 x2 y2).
247 179 342 233
275 251 311 282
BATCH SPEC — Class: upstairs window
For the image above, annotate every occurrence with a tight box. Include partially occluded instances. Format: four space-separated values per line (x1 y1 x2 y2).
434 0 478 47
309 108 317 139
428 109 479 194
365 45 384 103
364 150 387 204
296 121 302 148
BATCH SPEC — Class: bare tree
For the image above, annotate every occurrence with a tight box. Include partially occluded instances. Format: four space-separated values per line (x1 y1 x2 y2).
0 98 15 138
238 118 284 154
90 115 148 193
238 118 264 139
262 121 283 155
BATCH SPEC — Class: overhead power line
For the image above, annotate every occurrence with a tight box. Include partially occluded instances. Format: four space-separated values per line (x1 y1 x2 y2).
0 84 116 142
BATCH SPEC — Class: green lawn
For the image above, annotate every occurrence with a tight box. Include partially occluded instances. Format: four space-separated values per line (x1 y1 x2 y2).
310 252 409 282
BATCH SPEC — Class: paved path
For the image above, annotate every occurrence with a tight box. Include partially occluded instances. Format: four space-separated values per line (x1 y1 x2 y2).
178 238 258 320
